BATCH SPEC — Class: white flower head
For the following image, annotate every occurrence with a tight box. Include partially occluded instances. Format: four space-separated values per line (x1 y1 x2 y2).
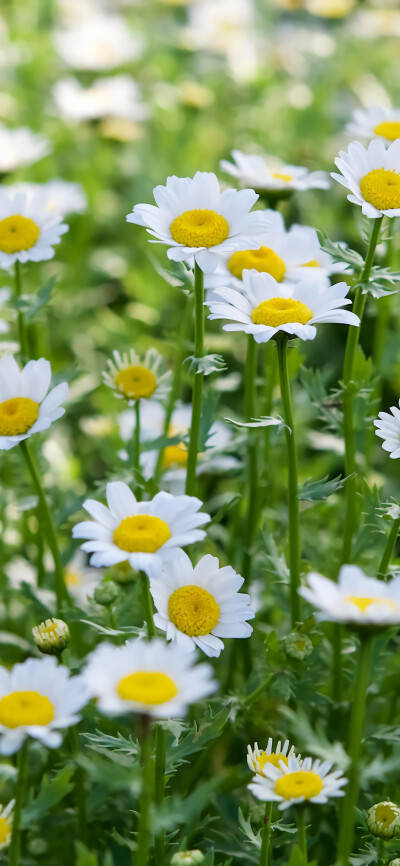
150 552 254 657
83 637 217 718
53 76 149 124
0 656 88 754
72 481 210 580
0 190 68 269
247 739 298 776
103 348 171 405
54 14 143 71
0 800 14 849
248 754 347 810
0 356 68 451
332 139 400 218
204 210 348 300
220 150 330 193
347 106 400 146
126 171 267 271
10 180 87 218
0 287 10 334
64 550 103 607
207 271 359 344
299 565 400 627
374 400 400 459
0 125 50 174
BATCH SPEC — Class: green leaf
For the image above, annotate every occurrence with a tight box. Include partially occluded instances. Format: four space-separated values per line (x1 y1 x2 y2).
21 765 75 827
184 353 227 376
166 705 231 773
317 231 363 269
224 415 284 430
75 842 100 866
299 475 345 502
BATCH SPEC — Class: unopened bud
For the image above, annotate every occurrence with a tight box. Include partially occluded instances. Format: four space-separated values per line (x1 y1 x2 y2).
367 802 400 839
32 619 70 655
284 633 313 661
93 580 119 606
171 852 204 865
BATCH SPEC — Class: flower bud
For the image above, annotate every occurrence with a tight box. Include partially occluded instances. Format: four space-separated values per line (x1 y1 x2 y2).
111 560 136 585
284 633 313 661
93 580 119 607
367 802 400 839
170 852 204 865
32 619 70 656
390 861 400 866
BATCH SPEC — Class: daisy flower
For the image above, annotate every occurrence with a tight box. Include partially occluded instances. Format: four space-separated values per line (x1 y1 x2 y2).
347 106 400 145
0 125 49 174
72 481 210 580
83 637 217 718
204 210 348 299
0 355 68 451
53 76 149 124
11 180 87 218
374 400 400 458
0 656 88 755
150 552 254 657
53 14 143 71
64 551 103 607
332 139 400 218
0 190 68 270
103 348 171 405
248 754 347 810
299 565 400 627
220 150 330 193
126 171 267 271
0 287 10 334
206 271 359 344
0 801 14 850
247 740 298 775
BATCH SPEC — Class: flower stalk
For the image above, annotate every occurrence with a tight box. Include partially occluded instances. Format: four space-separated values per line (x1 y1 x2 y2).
185 262 204 496
8 740 28 866
260 801 273 866
140 572 155 639
242 335 259 583
378 518 400 579
296 807 308 865
14 261 28 360
154 725 167 866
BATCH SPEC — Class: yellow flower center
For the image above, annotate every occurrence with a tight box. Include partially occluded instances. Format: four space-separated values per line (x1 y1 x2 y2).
114 366 157 400
374 121 400 142
359 168 400 211
275 770 323 800
0 215 40 253
228 246 286 282
0 397 39 436
257 752 289 773
0 691 54 728
272 172 293 182
346 595 397 613
302 259 319 267
65 569 82 586
0 817 11 845
251 297 313 327
39 621 59 639
113 514 171 553
375 803 398 826
168 585 220 636
163 443 188 469
170 209 230 248
117 671 178 705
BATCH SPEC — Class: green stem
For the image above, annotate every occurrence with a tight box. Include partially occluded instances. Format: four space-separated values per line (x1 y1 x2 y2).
276 336 301 626
8 740 28 866
340 217 383 566
260 801 273 866
337 634 373 866
242 336 259 583
242 674 275 708
154 725 166 866
20 440 67 612
69 727 87 844
185 262 204 496
140 571 155 638
135 719 153 866
377 838 385 866
378 518 400 578
296 808 308 864
133 400 141 482
14 261 28 360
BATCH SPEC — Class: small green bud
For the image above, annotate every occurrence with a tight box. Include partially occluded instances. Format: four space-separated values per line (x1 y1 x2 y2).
28 838 48 856
170 852 204 865
367 802 400 838
111 560 136 585
389 860 400 866
284 633 313 661
32 619 70 656
93 580 119 607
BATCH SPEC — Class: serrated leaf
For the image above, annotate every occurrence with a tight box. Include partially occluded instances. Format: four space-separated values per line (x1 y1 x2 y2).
299 474 345 501
21 765 75 827
224 415 284 430
149 255 193 290
318 231 363 269
166 705 231 773
184 353 227 376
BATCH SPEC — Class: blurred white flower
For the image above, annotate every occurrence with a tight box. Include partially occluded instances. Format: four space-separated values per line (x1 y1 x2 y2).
221 150 330 193
300 565 400 627
103 347 171 406
374 400 400 459
10 180 87 218
0 126 49 174
53 14 143 71
185 0 261 84
53 76 149 123
64 551 103 608
0 800 14 850
347 106 400 145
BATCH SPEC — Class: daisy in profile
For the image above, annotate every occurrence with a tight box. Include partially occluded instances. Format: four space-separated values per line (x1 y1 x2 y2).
0 656 88 754
206 271 359 344
220 150 330 193
204 210 348 300
374 400 400 459
347 106 400 145
332 139 400 218
299 565 400 627
53 14 143 71
247 739 298 776
83 637 217 718
248 755 347 810
53 76 149 124
127 171 267 271
103 348 171 405
0 125 49 174
0 190 68 270
0 356 68 451
72 481 210 579
0 801 14 849
64 551 103 608
150 552 254 657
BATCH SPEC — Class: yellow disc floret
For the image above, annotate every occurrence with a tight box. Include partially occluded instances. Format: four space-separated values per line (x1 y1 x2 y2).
0 215 40 253
0 691 54 728
170 209 229 248
0 816 11 845
228 247 286 282
346 595 397 613
251 297 313 328
257 752 289 773
168 585 220 636
113 514 171 553
374 122 400 142
359 168 400 211
272 172 293 182
0 397 39 436
275 770 323 800
114 366 157 400
302 259 319 267
117 671 178 705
